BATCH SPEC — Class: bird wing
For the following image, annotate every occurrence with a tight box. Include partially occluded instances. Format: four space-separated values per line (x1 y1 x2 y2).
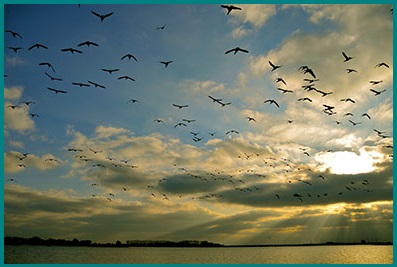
237 48 249 53
268 61 275 68
103 12 114 18
342 51 348 59
224 48 235 54
91 10 101 18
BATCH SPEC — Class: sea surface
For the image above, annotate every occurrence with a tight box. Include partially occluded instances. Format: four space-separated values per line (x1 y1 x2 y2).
4 245 393 264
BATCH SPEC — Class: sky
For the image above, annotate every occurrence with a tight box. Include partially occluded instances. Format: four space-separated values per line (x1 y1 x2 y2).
3 3 393 245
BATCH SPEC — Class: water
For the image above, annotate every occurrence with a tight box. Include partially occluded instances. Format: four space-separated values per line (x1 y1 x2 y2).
4 245 393 264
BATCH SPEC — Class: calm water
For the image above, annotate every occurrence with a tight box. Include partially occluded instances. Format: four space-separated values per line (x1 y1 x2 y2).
4 245 393 264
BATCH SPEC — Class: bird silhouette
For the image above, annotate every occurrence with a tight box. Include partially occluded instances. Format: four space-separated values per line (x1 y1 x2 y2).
91 10 114 22
225 47 249 55
263 99 280 107
21 101 35 106
61 48 83 54
219 101 231 107
153 119 164 123
159 61 173 68
7 47 22 53
174 122 187 128
369 80 383 85
101 68 120 74
346 68 357 73
342 51 354 62
5 30 22 38
370 89 386 96
121 54 138 61
77 41 99 47
208 95 223 103
375 62 389 68
47 87 67 94
226 130 239 134
72 82 90 87
348 120 361 126
269 61 282 71
277 88 293 94
298 97 312 102
45 72 63 81
127 98 140 104
156 24 166 30
28 43 48 50
275 78 287 85
246 116 256 122
221 5 242 15
361 113 371 119
343 112 354 116
173 104 188 109
340 98 356 103
87 80 106 89
39 62 55 72
182 119 196 123
118 75 135 81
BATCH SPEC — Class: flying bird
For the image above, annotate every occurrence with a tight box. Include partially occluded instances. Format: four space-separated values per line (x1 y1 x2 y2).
72 82 90 87
159 61 173 68
47 87 67 94
226 130 239 135
153 119 164 123
375 62 389 68
342 51 354 62
269 61 282 71
370 88 386 96
28 43 48 50
88 80 106 88
156 24 166 30
61 48 83 54
118 75 135 81
5 30 22 38
340 98 356 103
277 88 293 94
45 72 63 81
275 78 287 85
298 97 312 102
91 10 114 22
39 62 55 72
221 5 242 15
77 41 99 47
182 119 196 123
224 47 249 55
7 47 22 53
127 98 140 104
208 95 223 103
361 113 371 119
219 101 231 107
246 116 256 122
173 104 188 109
101 68 120 74
348 120 361 126
346 68 357 73
121 54 138 61
263 99 280 107
174 122 187 128
369 80 383 85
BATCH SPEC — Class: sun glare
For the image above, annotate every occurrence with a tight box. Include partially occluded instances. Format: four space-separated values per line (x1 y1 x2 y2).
316 151 377 175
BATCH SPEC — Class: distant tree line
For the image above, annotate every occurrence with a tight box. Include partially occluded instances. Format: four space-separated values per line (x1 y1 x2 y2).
4 236 224 247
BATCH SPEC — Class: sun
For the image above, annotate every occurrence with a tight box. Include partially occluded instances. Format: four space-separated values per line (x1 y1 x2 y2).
316 150 379 175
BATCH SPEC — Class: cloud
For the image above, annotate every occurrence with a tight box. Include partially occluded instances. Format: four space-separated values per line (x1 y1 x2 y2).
4 151 64 173
5 55 24 67
230 4 277 29
4 86 23 100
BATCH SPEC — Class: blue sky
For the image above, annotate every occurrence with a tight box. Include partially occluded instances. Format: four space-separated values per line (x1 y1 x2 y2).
3 3 393 245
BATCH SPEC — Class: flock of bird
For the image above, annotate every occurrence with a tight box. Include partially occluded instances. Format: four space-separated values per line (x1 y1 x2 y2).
5 5 393 206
